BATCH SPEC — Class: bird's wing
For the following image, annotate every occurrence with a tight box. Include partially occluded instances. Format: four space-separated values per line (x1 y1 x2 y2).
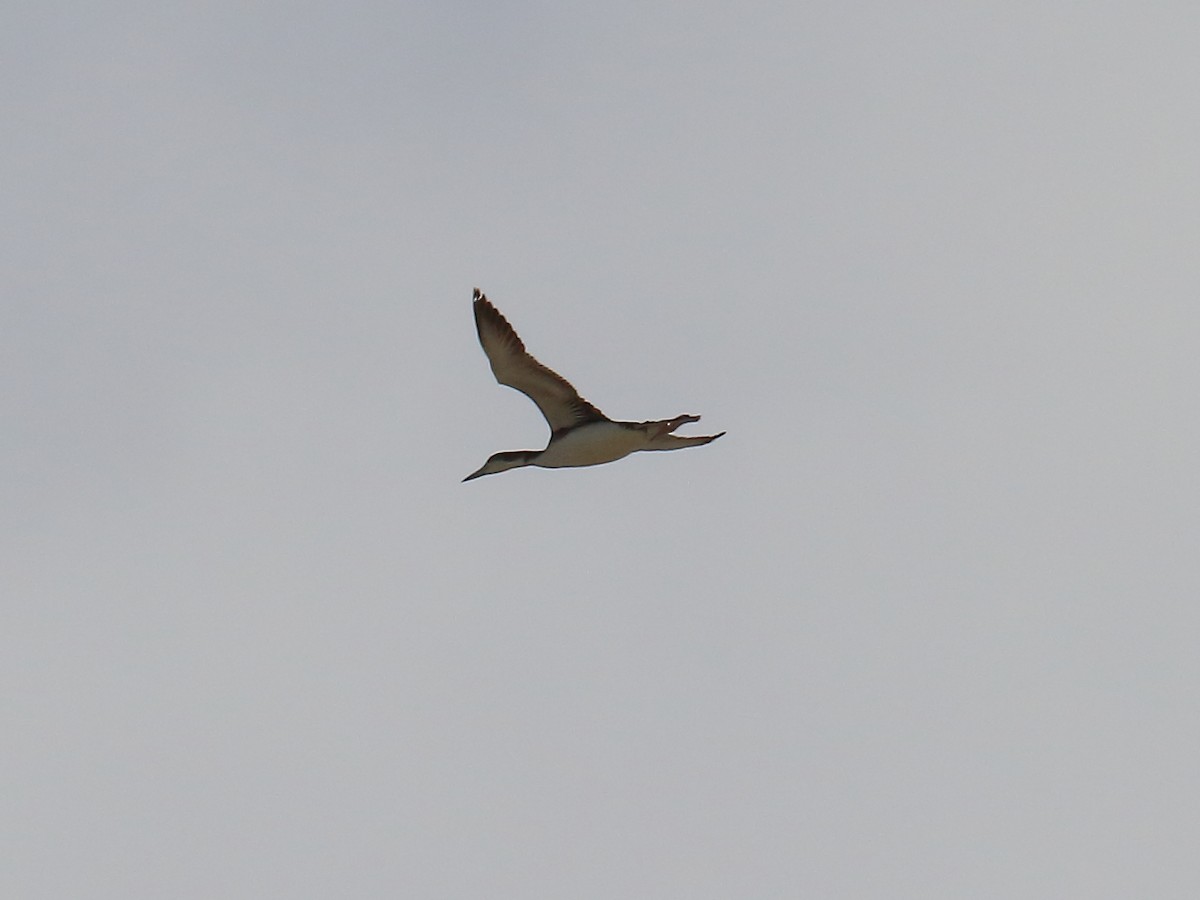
472 289 608 433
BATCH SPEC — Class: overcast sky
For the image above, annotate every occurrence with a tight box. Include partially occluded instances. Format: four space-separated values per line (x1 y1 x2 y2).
4 2 1199 897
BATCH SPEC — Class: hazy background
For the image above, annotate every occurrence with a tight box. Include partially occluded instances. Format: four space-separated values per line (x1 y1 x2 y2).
4 2 1198 897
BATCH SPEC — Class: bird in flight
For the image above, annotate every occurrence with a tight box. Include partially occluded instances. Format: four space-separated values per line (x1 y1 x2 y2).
464 288 724 481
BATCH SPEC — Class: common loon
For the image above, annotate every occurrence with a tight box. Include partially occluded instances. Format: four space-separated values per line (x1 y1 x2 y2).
464 288 724 481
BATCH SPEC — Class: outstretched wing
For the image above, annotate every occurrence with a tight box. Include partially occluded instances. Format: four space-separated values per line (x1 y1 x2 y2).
472 289 608 433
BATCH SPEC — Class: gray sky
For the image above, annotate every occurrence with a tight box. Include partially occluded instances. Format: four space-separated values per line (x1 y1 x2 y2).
5 2 1199 897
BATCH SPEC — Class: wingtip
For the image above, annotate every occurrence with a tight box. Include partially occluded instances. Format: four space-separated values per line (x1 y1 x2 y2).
473 287 483 301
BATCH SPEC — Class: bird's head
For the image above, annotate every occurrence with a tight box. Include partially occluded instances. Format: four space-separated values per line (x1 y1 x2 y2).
462 450 536 482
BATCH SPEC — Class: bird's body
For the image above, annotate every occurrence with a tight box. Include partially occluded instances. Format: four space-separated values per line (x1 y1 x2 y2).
464 289 724 481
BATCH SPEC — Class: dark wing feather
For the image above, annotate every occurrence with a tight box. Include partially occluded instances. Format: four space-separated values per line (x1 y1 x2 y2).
472 289 608 433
